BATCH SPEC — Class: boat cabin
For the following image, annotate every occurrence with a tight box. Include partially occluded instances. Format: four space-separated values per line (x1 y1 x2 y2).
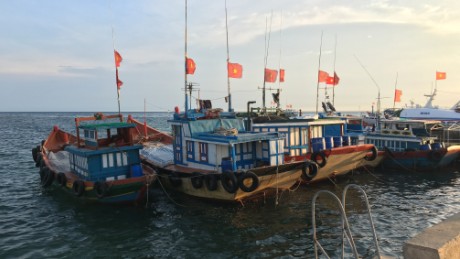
170 112 286 172
64 114 143 181
365 119 443 151
250 118 348 156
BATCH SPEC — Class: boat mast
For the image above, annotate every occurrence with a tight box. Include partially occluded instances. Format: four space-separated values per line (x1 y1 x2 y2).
109 1 121 116
276 11 283 112
184 0 189 116
315 31 323 115
224 0 232 112
354 54 381 130
392 72 398 109
262 12 273 114
332 34 337 106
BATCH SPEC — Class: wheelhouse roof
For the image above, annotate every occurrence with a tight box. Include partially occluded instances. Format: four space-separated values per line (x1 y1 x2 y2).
78 122 136 131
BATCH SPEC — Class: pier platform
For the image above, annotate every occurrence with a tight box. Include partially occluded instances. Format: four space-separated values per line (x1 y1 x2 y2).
403 212 460 258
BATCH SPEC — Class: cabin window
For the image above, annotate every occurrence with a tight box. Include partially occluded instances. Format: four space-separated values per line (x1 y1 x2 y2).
186 141 195 160
116 152 122 167
84 130 96 139
199 142 208 162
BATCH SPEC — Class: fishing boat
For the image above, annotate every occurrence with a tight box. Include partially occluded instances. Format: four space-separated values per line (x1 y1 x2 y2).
127 109 312 203
31 113 156 204
364 119 460 171
249 115 379 183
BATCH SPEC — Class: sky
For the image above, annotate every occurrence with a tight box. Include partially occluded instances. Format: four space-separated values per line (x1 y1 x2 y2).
1 0 459 112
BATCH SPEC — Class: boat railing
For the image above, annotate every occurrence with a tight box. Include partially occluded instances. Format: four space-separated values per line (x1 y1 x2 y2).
311 184 382 259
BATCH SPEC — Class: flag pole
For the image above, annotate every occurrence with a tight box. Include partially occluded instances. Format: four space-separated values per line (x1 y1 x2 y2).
393 72 398 109
262 12 273 114
332 34 337 106
277 11 283 112
224 0 232 112
184 0 189 116
315 31 323 115
109 1 121 116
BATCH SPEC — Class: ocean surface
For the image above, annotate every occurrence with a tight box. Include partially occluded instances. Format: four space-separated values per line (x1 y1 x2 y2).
1 112 459 258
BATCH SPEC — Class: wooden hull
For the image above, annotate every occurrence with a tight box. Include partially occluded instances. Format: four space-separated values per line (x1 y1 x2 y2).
144 161 306 202
33 126 156 205
381 145 460 171
286 144 379 183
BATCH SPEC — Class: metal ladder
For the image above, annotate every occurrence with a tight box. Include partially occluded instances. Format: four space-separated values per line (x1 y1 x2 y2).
311 184 382 259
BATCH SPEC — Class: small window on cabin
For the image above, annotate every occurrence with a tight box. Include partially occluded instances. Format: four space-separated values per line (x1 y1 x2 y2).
116 152 122 167
199 142 208 162
186 141 194 160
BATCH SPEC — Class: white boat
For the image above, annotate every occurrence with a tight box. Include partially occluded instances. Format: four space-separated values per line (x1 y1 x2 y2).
399 88 460 121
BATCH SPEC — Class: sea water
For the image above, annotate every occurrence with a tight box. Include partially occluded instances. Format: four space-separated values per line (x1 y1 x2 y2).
0 112 459 258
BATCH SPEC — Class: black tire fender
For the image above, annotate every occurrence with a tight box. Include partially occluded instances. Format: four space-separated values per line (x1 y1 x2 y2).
365 146 378 161
205 174 218 191
428 150 443 162
56 172 67 187
94 181 110 198
169 172 182 187
40 167 54 187
311 152 327 168
190 172 204 189
220 171 238 193
238 171 259 192
35 153 42 168
301 162 318 181
73 180 85 197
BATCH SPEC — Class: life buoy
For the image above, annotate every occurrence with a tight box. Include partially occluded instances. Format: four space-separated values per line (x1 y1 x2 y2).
238 171 259 192
40 167 54 187
311 152 327 168
220 171 238 193
301 162 318 181
429 150 443 162
94 181 110 198
169 172 182 187
205 174 218 191
73 180 85 197
190 172 204 189
365 146 378 161
56 172 67 187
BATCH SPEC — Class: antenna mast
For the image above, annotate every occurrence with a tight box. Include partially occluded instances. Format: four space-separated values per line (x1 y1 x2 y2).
224 0 232 112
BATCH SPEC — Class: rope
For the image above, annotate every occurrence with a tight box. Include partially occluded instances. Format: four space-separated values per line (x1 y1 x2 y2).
155 173 187 207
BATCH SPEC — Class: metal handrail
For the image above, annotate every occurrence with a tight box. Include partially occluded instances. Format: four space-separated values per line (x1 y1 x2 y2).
311 184 382 259
311 190 359 259
342 184 381 259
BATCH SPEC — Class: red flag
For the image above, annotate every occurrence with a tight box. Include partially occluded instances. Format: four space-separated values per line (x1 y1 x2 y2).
436 71 446 80
318 70 329 83
279 69 285 82
264 68 278 83
116 69 123 89
394 89 402 102
114 50 122 67
186 58 196 75
326 76 335 85
332 72 340 85
228 62 243 78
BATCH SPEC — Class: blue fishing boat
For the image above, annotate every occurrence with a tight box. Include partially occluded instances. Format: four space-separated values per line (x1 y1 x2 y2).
31 113 156 204
364 119 460 170
249 115 378 183
129 108 312 203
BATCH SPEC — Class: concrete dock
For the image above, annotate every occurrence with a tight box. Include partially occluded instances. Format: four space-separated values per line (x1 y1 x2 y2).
403 212 460 259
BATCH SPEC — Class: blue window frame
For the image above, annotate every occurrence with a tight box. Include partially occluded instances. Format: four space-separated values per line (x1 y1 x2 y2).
186 140 194 160
199 142 208 162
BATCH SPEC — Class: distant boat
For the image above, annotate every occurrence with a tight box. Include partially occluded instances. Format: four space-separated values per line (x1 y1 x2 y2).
399 88 460 121
364 119 460 171
31 113 156 204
